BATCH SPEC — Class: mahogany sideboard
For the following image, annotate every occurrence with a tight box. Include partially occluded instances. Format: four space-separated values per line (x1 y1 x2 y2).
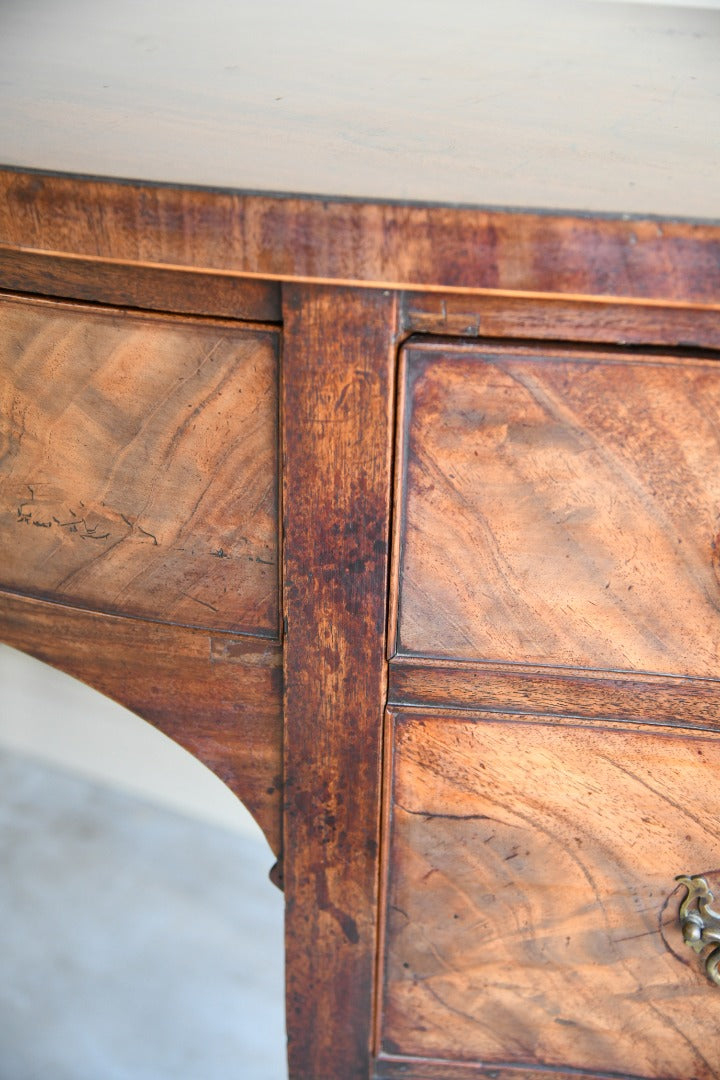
1 1 720 1077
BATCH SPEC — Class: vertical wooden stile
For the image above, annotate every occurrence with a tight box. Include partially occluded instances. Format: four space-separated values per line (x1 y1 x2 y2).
281 284 399 1079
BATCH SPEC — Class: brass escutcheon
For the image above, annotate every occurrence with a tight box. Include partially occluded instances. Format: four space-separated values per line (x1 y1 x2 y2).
676 874 720 985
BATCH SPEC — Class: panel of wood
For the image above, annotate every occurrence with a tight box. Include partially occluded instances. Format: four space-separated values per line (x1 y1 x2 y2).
0 250 281 321
388 657 720 731
1 170 719 306
0 592 283 854
401 292 720 352
394 341 720 677
0 295 279 635
380 708 720 1078
1 1 718 219
282 285 398 1078
375 1058 630 1080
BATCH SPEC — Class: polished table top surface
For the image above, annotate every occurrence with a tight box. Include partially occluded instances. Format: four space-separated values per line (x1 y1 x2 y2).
1 0 719 220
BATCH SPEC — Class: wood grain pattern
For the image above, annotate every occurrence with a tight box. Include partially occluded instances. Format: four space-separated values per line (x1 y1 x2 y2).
375 1058 640 1080
2 170 719 305
0 250 281 321
282 285 398 1078
0 295 279 635
394 341 720 677
380 708 720 1078
388 656 720 731
0 592 283 854
401 291 720 352
1 0 718 219
2 8 718 1073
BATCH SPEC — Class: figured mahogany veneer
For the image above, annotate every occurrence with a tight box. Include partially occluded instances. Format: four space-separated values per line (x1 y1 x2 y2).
379 710 720 1078
392 340 720 676
0 295 279 636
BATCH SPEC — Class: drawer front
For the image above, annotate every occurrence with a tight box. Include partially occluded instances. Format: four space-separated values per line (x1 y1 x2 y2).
0 296 279 634
380 709 720 1078
394 341 720 677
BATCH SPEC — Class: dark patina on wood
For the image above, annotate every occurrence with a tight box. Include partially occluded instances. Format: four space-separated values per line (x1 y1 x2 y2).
282 284 399 1078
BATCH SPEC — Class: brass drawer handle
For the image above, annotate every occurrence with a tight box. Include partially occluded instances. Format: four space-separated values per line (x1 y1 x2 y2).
676 874 720 985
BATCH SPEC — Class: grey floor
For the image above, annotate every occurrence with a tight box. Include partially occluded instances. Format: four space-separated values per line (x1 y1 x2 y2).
0 731 286 1080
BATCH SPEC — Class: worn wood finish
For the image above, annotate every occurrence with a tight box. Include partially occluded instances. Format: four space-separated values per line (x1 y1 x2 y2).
401 291 720 352
374 1058 643 1080
2 1 719 219
0 294 279 635
282 285 398 1078
380 708 720 1078
0 250 281 321
375 1059 638 1080
2 170 720 306
389 657 720 731
0 591 283 854
394 340 720 677
2 8 719 1073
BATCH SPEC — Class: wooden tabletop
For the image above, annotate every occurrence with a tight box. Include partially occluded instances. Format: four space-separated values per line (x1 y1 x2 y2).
1 0 719 220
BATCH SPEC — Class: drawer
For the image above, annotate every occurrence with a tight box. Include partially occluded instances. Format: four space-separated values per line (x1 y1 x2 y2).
0 296 279 635
379 709 720 1078
393 340 720 677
